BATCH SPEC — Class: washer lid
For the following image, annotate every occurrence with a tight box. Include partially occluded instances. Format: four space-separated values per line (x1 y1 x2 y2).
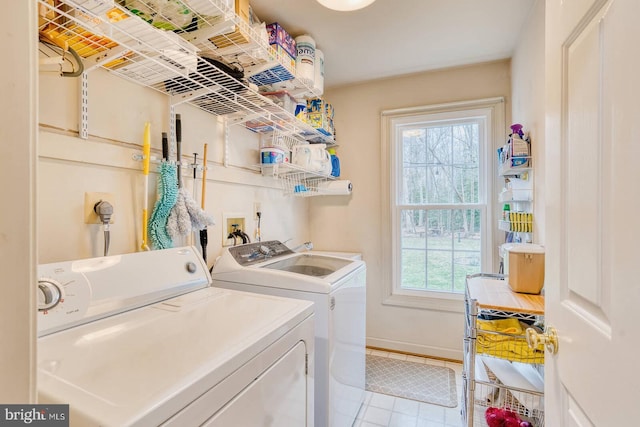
261 254 353 278
37 287 313 427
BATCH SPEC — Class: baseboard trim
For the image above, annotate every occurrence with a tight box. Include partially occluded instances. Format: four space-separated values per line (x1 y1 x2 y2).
366 337 463 363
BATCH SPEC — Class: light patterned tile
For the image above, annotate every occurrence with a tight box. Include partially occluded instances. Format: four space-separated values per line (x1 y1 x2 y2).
418 402 446 421
363 406 393 426
359 422 387 427
444 406 463 426
417 418 449 427
370 392 396 410
364 391 374 404
389 412 419 427
393 398 420 416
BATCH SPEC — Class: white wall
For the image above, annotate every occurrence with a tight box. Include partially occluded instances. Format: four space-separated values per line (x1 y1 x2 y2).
38 67 310 266
511 0 546 246
311 61 512 359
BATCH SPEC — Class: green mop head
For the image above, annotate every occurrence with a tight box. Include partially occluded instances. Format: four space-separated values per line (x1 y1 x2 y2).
148 162 178 250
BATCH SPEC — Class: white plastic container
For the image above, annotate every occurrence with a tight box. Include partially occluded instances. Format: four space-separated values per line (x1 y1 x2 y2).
503 243 545 294
295 35 315 86
313 48 324 96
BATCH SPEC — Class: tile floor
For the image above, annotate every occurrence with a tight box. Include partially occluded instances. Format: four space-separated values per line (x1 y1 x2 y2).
354 349 464 427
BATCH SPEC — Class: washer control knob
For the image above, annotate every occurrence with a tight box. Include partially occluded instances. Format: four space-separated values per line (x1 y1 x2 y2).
186 262 197 273
37 279 62 311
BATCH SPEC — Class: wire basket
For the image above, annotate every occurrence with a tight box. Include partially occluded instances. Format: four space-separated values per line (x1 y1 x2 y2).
475 315 545 364
463 367 544 427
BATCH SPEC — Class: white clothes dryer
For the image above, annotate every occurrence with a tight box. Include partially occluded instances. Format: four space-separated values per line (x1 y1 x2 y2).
211 240 367 427
37 246 315 426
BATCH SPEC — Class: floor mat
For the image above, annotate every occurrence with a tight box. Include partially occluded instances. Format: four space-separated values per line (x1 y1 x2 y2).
365 355 458 408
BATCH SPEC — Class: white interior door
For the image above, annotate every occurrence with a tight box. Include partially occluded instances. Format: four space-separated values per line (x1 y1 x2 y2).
545 0 640 425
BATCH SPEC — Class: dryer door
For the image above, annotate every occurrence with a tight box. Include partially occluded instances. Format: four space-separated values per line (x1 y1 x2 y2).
203 341 309 426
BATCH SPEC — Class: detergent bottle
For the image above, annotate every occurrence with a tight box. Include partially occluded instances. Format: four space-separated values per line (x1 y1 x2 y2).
328 148 340 177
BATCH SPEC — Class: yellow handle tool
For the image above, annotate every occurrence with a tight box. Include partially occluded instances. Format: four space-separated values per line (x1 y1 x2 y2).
141 122 151 251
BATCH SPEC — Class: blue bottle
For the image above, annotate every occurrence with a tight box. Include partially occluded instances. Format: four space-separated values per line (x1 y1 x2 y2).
328 148 340 177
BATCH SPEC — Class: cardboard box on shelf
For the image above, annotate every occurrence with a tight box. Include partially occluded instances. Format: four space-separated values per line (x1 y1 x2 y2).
209 0 251 48
272 45 296 70
307 112 333 136
266 22 296 58
307 98 334 118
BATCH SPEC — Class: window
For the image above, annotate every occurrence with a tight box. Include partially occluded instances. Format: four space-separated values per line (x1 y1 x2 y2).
381 98 503 311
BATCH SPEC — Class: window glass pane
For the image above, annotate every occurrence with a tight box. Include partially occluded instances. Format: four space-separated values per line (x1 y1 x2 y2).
426 126 453 203
401 129 426 204
401 210 425 249
453 252 479 292
399 209 482 293
426 210 452 250
452 123 480 204
426 250 452 292
401 249 425 290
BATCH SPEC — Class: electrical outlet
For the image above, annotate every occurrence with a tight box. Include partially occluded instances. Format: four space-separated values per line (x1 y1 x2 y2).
84 192 115 224
253 202 262 219
222 213 247 246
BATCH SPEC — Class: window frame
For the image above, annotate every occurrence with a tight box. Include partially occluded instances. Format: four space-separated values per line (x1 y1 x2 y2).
380 98 504 313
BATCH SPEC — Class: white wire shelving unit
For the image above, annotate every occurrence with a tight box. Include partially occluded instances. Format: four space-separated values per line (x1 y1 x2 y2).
37 0 331 143
257 131 336 197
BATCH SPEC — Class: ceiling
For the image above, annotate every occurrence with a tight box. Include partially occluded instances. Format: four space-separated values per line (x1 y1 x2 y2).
249 0 536 89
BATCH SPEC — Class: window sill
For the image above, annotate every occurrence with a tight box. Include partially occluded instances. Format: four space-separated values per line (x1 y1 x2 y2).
382 290 465 313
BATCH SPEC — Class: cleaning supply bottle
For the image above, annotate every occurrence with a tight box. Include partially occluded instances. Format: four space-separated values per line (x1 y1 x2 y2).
328 148 340 177
502 203 510 221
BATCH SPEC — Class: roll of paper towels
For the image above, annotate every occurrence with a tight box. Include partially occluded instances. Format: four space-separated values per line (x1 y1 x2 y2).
317 180 352 195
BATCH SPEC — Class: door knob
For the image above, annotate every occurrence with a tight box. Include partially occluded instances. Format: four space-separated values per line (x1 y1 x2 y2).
525 326 559 355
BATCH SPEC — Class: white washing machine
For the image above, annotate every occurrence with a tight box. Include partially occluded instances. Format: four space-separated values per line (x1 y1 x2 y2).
36 246 315 426
210 240 366 427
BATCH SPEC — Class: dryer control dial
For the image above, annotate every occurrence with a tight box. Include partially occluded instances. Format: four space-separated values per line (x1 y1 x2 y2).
37 279 62 311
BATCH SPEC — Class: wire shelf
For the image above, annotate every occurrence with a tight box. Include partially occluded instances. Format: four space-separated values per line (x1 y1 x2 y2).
259 162 333 197
37 0 331 143
464 274 545 426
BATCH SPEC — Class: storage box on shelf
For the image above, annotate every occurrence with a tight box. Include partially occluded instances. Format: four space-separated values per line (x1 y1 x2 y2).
463 274 545 427
36 0 332 144
266 22 296 58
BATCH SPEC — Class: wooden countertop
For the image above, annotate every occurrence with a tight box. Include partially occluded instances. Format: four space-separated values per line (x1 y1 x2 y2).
467 276 544 315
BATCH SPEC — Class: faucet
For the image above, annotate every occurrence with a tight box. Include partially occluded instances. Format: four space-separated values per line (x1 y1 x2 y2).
228 224 251 246
291 241 313 252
